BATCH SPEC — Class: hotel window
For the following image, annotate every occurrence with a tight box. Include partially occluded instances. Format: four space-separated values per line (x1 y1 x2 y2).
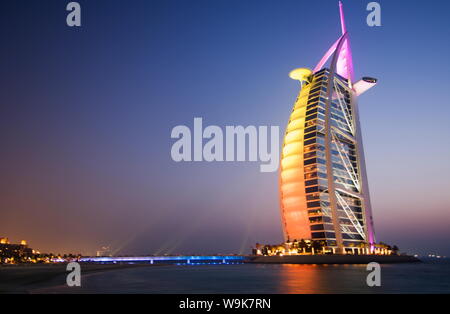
305 186 319 193
304 165 317 172
306 108 317 116
305 126 316 133
304 145 315 153
305 121 316 128
317 158 326 165
311 232 326 239
304 158 316 166
307 201 321 208
305 114 317 122
304 172 318 180
310 224 325 231
309 217 322 223
306 193 320 201
305 179 318 187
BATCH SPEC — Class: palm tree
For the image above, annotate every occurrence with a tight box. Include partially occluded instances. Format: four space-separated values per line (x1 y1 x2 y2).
312 240 326 253
392 245 399 255
299 239 308 252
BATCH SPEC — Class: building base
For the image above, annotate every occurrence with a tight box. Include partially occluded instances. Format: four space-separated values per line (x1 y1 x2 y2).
246 254 420 264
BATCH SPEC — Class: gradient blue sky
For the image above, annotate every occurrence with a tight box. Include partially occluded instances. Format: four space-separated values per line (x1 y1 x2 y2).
1 0 449 256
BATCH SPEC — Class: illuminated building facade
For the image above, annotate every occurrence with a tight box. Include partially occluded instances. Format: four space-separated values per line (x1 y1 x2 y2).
0 238 34 263
279 2 377 253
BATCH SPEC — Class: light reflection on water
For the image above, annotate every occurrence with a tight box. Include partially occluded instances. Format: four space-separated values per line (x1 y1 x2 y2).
34 260 450 294
277 264 372 293
278 264 321 293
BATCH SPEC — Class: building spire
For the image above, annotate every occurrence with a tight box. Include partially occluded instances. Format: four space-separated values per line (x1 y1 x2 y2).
339 1 346 35
313 1 354 82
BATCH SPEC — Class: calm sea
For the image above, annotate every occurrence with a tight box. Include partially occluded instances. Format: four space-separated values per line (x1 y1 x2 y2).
35 258 450 294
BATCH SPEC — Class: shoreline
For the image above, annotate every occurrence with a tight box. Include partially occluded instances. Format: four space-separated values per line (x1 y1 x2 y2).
246 254 420 264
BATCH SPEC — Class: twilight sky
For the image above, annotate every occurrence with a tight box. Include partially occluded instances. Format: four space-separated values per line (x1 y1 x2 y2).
1 0 449 256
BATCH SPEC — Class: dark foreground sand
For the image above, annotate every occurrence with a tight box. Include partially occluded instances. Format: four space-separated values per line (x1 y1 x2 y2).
0 263 159 294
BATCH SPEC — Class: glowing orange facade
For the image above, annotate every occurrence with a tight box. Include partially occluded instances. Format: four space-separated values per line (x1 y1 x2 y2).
279 78 313 241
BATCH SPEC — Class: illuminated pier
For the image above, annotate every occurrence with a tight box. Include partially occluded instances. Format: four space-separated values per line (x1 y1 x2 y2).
70 256 246 265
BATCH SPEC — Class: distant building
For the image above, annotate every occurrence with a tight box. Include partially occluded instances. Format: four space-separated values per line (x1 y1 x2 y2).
96 246 112 257
0 238 34 263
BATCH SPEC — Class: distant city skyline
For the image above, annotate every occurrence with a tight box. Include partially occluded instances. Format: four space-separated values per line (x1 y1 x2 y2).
1 0 450 256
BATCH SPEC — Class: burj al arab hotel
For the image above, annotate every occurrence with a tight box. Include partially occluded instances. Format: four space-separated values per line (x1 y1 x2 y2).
279 1 377 253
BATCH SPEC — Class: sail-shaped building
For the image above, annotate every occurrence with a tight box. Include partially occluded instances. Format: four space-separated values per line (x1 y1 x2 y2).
279 1 377 253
